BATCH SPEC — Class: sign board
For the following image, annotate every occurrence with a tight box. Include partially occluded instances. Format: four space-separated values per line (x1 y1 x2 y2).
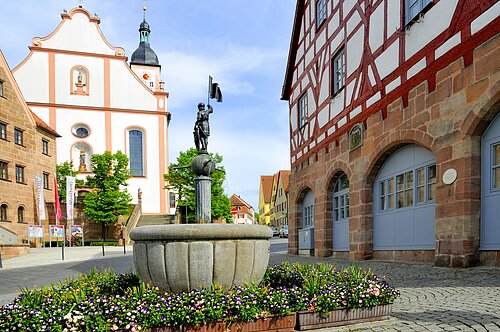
28 225 44 238
231 207 237 215
50 225 65 238
70 225 83 238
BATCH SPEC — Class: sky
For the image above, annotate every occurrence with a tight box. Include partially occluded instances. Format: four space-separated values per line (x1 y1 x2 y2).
0 0 296 211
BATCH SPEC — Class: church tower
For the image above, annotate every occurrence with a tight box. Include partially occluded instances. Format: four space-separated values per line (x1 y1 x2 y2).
130 5 163 92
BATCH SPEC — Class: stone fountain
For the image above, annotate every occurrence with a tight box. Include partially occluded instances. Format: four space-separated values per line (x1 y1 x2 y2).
130 101 272 292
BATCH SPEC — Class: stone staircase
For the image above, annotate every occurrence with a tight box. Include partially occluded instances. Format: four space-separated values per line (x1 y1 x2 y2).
136 214 176 227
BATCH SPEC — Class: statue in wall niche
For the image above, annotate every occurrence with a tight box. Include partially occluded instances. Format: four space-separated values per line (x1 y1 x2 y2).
193 102 213 153
73 69 88 95
79 149 87 172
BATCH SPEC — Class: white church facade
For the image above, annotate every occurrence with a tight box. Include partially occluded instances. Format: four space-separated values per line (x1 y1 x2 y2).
13 6 173 214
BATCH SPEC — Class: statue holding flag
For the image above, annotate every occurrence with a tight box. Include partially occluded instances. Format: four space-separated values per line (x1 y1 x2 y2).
193 76 223 153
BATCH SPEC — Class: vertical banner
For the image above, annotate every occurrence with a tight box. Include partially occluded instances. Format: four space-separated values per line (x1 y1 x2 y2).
34 176 46 221
54 174 62 224
66 176 76 223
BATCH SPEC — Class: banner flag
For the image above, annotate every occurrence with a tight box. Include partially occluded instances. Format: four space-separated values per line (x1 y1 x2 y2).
34 175 46 221
208 75 223 103
54 174 62 224
66 176 76 222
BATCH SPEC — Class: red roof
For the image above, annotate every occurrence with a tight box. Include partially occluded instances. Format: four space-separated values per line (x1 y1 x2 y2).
30 110 60 137
260 175 274 203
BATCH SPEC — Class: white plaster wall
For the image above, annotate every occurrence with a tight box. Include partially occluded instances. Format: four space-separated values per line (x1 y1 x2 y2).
471 2 500 34
369 4 384 51
316 30 327 53
386 76 401 94
343 0 357 17
405 0 459 60
435 32 461 59
109 61 157 110
56 109 106 164
13 53 49 103
328 11 340 39
42 12 115 55
319 69 330 105
374 40 399 79
330 29 345 54
29 107 50 126
346 28 364 76
331 91 345 118
55 54 105 106
347 10 361 36
387 0 401 37
407 57 426 79
110 112 163 213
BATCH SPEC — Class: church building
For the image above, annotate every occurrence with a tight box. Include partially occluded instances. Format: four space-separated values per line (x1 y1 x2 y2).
13 6 172 215
282 0 499 267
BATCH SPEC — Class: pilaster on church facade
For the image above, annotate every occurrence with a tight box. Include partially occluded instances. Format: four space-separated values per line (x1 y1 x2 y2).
282 0 500 267
13 6 173 215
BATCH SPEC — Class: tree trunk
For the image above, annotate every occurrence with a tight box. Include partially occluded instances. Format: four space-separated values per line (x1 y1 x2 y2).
101 222 105 257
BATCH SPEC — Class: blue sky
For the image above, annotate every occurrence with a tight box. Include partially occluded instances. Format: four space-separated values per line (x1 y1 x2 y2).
0 0 296 210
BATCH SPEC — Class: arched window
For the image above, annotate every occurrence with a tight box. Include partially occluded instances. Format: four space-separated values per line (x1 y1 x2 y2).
129 130 144 176
17 206 24 223
0 204 7 221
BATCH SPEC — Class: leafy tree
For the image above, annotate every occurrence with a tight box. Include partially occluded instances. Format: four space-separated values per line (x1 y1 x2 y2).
164 148 232 223
83 151 132 249
55 161 84 203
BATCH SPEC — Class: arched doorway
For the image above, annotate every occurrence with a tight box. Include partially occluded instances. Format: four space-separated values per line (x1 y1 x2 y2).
332 174 349 251
298 189 314 254
481 113 500 249
373 144 436 250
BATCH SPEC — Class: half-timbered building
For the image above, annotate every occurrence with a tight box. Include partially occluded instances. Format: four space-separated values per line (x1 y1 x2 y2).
281 0 499 267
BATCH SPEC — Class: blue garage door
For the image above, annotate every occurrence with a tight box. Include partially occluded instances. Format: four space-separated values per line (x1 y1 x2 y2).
332 174 349 251
481 114 500 249
373 145 436 250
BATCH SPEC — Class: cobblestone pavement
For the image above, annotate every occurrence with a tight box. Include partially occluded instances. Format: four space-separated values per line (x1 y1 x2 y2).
270 253 500 331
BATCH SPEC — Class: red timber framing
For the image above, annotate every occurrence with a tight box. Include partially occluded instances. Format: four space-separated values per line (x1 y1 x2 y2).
282 0 500 168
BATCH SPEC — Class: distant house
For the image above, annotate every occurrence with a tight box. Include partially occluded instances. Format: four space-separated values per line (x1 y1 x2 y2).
258 175 273 225
0 50 59 258
273 170 290 228
230 194 255 225
260 170 291 228
281 0 499 266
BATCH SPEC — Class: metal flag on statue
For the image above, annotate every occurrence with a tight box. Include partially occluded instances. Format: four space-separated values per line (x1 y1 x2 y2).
208 76 223 103
54 173 62 224
34 175 46 221
66 176 76 222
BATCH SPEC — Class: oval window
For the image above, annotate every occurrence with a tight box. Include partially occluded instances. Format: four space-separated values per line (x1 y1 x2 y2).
72 124 90 138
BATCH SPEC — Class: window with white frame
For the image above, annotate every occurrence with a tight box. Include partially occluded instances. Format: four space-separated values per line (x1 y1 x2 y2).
316 0 327 28
42 139 49 155
298 93 308 128
332 48 345 95
0 161 8 180
0 122 6 140
0 204 7 221
129 130 144 176
15 165 25 183
380 163 436 211
333 174 350 222
14 128 23 145
17 206 24 223
405 0 432 25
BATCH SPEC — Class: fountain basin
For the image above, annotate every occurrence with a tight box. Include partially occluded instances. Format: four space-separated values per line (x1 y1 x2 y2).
130 224 272 292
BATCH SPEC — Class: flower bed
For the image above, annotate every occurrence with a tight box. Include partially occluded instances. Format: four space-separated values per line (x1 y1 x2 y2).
0 263 399 331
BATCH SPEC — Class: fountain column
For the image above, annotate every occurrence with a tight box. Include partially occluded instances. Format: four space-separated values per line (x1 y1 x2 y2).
195 175 211 223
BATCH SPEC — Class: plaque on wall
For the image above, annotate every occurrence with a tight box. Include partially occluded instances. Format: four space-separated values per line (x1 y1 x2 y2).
349 123 363 151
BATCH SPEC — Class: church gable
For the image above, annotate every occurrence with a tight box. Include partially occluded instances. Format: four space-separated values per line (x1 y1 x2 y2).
31 7 124 57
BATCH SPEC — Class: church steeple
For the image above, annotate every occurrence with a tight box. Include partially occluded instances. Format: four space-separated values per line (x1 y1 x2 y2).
130 4 160 67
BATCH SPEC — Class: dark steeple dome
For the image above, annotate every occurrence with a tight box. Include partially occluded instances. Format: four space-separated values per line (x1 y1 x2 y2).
130 6 160 67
